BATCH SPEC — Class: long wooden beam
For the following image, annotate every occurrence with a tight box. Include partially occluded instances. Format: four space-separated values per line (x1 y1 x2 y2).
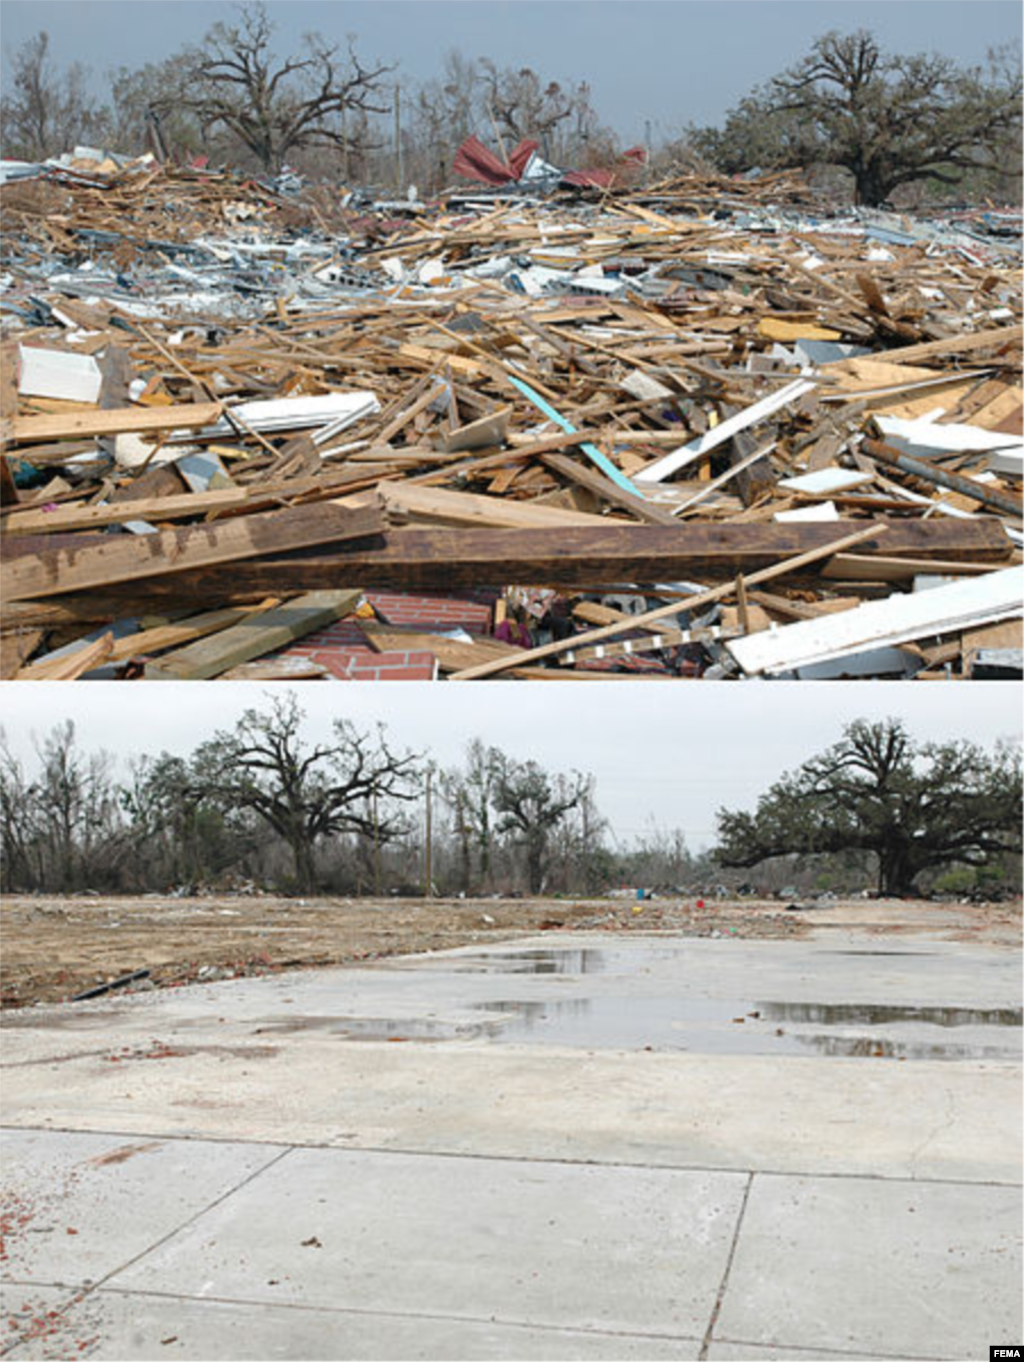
63 518 1010 600
7 401 225 445
2 499 385 601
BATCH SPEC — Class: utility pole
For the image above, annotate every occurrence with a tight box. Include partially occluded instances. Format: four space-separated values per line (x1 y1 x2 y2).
424 765 434 898
394 83 403 192
372 790 381 897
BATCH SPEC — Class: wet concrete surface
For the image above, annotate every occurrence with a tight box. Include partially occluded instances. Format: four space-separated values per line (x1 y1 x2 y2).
138 936 1018 1062
1 925 1021 1359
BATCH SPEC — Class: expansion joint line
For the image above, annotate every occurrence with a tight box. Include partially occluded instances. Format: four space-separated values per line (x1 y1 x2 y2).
699 1170 753 1360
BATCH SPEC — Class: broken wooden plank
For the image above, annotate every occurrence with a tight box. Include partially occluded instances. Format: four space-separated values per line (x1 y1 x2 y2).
850 324 1021 366
16 631 113 680
8 401 225 445
1 487 254 535
1 499 385 601
539 451 680 525
370 481 608 529
103 602 280 664
87 516 1013 602
0 627 46 677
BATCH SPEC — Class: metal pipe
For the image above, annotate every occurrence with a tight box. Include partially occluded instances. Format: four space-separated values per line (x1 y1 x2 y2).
862 438 1023 520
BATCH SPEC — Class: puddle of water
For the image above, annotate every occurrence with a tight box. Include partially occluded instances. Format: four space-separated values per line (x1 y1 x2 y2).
468 996 1022 1061
395 947 681 975
759 1001 1021 1027
1 1010 126 1031
829 950 936 958
253 1016 498 1042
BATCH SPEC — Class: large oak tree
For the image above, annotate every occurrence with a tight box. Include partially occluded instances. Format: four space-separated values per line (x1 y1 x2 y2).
693 30 1022 205
715 718 1021 896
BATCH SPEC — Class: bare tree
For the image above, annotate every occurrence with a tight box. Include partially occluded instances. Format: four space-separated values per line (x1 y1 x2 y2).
170 2 394 172
185 694 419 895
439 738 501 894
33 722 126 891
108 57 210 161
0 31 106 160
410 49 483 188
492 754 590 895
0 730 33 892
548 774 611 894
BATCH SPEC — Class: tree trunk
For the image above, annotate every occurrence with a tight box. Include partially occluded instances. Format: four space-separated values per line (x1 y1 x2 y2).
290 836 318 896
877 842 915 897
477 812 491 889
458 828 471 897
527 836 545 895
853 163 892 208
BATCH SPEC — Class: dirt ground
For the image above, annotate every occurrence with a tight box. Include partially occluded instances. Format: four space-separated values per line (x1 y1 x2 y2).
0 892 1019 1010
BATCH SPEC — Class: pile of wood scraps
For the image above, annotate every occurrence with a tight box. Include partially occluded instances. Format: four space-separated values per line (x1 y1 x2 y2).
1 171 1021 680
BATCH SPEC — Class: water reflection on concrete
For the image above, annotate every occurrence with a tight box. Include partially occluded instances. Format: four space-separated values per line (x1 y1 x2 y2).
467 987 1021 1062
265 945 1021 1061
454 947 1023 1062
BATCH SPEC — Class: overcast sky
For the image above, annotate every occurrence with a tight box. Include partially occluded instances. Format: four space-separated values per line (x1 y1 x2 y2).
2 683 1019 850
1 1 1020 144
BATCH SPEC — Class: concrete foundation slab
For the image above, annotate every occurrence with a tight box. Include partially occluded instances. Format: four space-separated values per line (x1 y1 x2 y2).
715 1172 1023 1360
2 1285 702 1361
111 1147 745 1337
2 929 1020 1360
0 1129 285 1287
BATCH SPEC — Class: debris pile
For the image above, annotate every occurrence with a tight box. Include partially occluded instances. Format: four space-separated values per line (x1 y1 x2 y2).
2 155 1020 679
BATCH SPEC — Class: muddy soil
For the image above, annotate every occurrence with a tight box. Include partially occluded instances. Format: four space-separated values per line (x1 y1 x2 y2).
1 892 1017 1009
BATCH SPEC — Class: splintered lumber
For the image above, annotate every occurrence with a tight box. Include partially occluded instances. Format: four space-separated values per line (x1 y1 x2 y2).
2 167 1020 681
2 499 384 601
848 324 1022 367
539 451 681 525
145 589 363 680
820 554 1002 582
1 488 255 535
0 628 46 677
7 401 225 445
447 523 894 679
17 632 114 680
727 566 1024 676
